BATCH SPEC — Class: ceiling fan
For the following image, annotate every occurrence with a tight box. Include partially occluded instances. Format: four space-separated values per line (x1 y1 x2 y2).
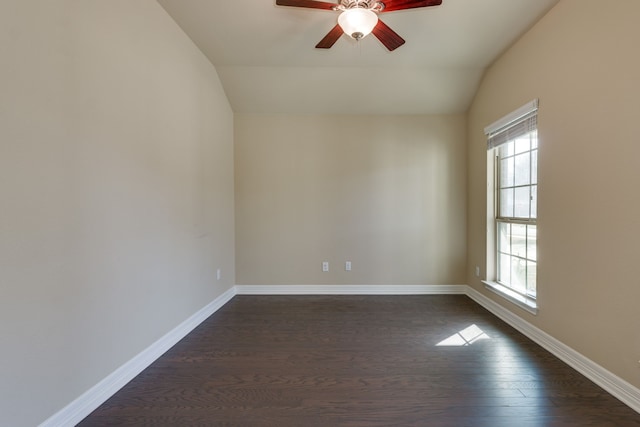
275 0 443 51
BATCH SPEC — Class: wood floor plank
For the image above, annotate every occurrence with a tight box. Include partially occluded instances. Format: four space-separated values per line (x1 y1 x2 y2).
78 295 640 426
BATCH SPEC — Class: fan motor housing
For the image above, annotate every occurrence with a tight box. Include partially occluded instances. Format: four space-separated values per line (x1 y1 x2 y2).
337 0 384 12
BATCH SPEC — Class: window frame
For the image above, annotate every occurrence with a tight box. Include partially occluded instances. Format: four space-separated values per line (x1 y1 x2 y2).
495 137 537 297
482 100 539 314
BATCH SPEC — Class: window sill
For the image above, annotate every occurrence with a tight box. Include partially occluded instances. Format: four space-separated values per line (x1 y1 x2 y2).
482 281 538 315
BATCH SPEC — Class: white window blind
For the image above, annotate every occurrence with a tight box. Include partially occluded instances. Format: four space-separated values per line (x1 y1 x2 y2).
484 100 539 150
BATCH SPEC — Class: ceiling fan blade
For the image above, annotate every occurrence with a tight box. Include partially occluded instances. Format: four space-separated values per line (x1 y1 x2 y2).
316 24 344 49
380 0 442 13
372 20 405 51
275 0 338 10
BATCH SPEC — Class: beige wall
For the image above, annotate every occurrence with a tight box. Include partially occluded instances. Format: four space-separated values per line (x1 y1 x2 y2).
4 0 639 425
235 114 467 285
467 0 640 388
0 2 235 426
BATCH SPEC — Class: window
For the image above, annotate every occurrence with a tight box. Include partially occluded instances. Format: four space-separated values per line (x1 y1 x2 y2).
484 100 538 313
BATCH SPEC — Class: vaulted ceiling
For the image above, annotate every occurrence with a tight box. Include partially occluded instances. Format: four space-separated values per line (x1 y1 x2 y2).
157 0 559 114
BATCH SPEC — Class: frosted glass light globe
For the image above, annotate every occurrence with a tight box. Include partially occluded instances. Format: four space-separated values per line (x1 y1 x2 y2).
338 8 378 40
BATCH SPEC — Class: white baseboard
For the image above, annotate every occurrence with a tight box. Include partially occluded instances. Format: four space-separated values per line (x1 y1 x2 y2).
234 284 467 295
40 284 640 426
38 286 236 427
465 286 640 414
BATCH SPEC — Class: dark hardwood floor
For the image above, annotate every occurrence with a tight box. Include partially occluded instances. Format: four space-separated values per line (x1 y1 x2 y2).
78 295 640 426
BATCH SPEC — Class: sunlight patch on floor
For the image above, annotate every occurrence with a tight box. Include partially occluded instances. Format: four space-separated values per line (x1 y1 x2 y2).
436 324 490 346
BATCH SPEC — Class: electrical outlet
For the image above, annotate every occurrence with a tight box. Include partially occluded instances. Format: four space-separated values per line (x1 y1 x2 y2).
345 261 352 271
475 266 480 277
322 262 329 272
216 268 221 281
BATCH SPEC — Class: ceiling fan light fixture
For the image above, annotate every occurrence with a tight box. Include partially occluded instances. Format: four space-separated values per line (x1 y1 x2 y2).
338 8 378 41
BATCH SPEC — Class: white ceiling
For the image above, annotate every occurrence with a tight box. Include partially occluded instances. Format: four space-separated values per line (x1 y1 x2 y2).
157 0 559 115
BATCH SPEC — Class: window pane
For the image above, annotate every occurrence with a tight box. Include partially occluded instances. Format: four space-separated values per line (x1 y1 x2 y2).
511 256 527 294
498 222 511 255
498 223 537 297
527 225 537 261
531 131 538 149
514 152 531 186
514 137 530 154
500 157 514 188
499 253 511 284
511 224 527 258
500 189 514 218
532 149 538 184
530 185 537 219
514 186 531 218
500 140 514 157
526 261 537 298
